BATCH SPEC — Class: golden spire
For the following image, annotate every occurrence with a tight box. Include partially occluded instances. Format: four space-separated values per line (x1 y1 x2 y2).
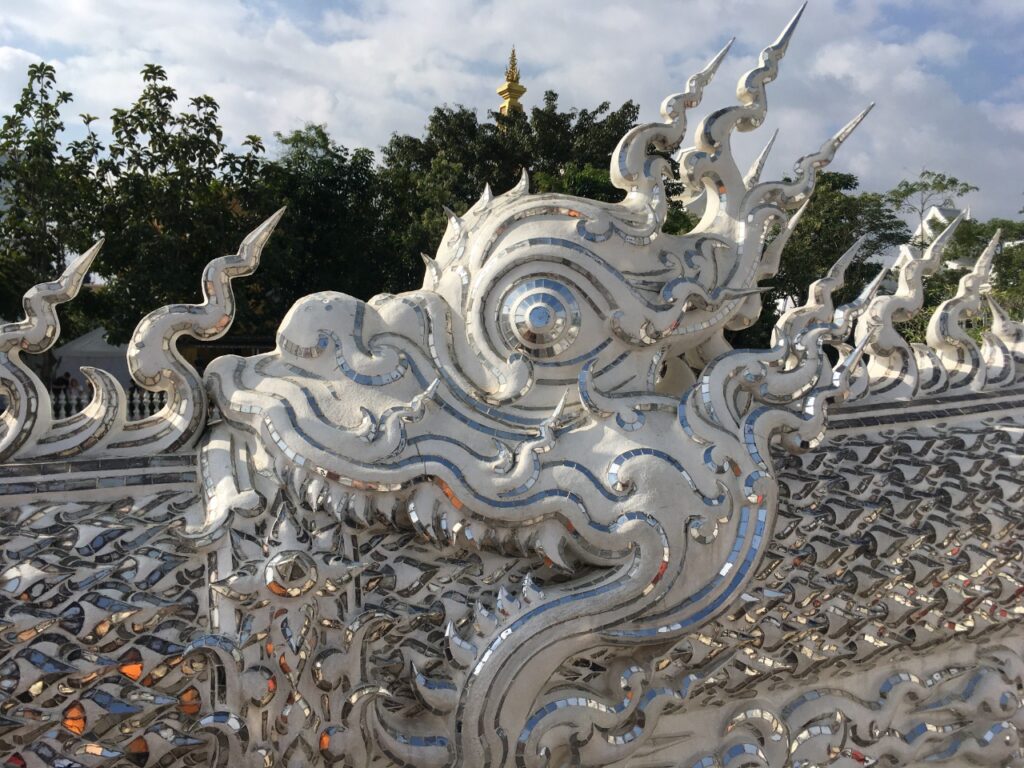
505 47 521 83
497 46 526 116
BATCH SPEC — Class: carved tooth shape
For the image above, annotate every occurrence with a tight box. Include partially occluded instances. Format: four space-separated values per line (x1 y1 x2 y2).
305 478 326 511
461 522 478 549
473 601 499 636
329 491 349 521
444 621 477 669
522 573 545 604
375 492 401 526
496 586 522 617
348 491 372 527
433 505 452 547
407 486 437 540
411 662 457 714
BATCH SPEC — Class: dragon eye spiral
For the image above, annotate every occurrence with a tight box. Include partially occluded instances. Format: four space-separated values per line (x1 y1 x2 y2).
498 278 581 359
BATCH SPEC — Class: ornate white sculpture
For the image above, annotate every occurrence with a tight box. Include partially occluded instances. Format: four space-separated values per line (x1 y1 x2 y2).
0 6 1021 767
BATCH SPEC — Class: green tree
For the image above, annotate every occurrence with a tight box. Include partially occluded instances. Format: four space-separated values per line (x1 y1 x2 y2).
528 90 638 202
886 169 978 241
377 92 642 286
90 64 266 342
232 124 389 335
0 63 101 321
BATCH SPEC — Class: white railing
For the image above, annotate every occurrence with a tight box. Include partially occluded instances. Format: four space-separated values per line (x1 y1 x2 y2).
49 388 168 420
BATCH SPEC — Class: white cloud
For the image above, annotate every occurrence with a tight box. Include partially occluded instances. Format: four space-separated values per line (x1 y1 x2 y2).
0 0 1020 218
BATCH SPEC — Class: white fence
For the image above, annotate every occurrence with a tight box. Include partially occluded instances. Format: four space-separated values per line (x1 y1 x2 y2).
49 388 168 420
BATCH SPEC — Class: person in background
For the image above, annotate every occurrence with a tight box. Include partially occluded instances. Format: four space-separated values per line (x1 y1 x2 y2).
52 372 71 394
68 376 82 402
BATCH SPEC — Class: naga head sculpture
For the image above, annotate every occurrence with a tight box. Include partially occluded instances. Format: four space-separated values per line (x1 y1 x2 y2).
191 6 878 765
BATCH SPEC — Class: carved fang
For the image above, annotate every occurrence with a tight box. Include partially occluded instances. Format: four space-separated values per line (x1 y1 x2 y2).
445 621 477 668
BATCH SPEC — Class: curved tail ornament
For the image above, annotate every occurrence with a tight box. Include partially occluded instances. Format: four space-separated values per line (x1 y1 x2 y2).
0 211 283 460
109 208 285 454
0 240 101 461
924 229 1001 393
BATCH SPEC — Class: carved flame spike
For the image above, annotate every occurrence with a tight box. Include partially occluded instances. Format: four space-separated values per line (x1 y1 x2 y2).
611 36 734 211
677 3 806 213
745 104 873 214
471 182 493 212
0 239 102 461
511 168 530 197
744 128 779 188
117 208 285 454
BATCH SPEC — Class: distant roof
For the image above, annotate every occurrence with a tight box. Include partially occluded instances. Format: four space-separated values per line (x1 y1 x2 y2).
53 327 126 357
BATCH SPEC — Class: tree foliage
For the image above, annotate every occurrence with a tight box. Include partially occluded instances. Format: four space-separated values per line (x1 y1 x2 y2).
235 125 387 336
0 63 100 315
0 62 1020 367
887 169 978 239
376 91 641 288
91 65 266 342
0 64 266 341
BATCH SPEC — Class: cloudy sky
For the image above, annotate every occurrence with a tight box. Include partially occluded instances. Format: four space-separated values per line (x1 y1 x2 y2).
0 0 1021 218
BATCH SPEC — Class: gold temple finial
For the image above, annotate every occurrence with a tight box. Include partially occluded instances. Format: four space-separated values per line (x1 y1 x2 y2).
505 47 521 83
498 46 526 116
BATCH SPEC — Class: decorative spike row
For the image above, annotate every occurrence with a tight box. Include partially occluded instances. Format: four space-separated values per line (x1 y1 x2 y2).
0 210 285 461
676 3 808 212
856 225 1024 401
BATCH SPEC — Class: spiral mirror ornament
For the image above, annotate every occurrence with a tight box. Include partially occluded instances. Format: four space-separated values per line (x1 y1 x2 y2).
498 277 581 358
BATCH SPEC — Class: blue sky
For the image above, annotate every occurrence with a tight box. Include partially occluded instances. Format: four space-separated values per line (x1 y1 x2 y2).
0 0 1021 218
